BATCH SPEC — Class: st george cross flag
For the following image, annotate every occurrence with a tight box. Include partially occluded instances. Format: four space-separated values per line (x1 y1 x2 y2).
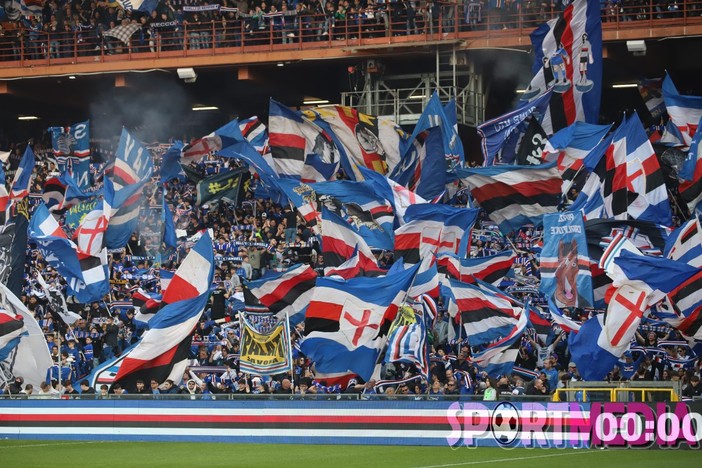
9 145 35 200
104 128 154 249
520 0 603 135
678 114 702 214
358 166 427 228
542 121 611 184
28 203 109 303
620 112 671 224
301 262 419 381
437 250 516 286
403 203 479 258
458 161 561 234
247 263 317 326
568 283 648 381
471 307 527 378
664 216 702 268
114 232 214 384
440 278 521 346
662 73 702 146
539 212 594 309
478 89 553 166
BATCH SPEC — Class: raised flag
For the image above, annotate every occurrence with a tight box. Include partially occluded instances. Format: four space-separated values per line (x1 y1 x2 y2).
0 305 26 365
621 113 671 224
458 162 561 234
540 212 593 308
320 207 384 275
384 302 430 379
437 250 516 286
569 283 648 381
547 298 581 333
239 314 292 376
358 166 427 227
114 233 214 384
520 0 603 135
478 89 553 166
301 263 419 381
42 177 66 212
0 200 28 298
247 263 317 326
104 128 154 249
313 180 394 250
441 278 521 346
390 126 447 200
34 271 82 326
471 308 527 378
159 141 185 183
664 216 702 267
662 73 702 146
542 121 611 184
0 162 7 215
239 116 269 155
9 145 35 200
29 203 109 303
401 91 465 172
48 120 90 163
0 282 53 389
195 167 247 206
678 114 702 214
516 117 549 166
404 204 478 257
268 99 340 181
304 105 404 180
638 78 666 122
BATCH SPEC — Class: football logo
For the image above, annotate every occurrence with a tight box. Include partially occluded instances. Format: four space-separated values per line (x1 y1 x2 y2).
491 402 520 446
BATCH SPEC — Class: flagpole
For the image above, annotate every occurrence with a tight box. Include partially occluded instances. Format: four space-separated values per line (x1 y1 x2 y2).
667 189 688 221
561 165 585 204
286 312 294 395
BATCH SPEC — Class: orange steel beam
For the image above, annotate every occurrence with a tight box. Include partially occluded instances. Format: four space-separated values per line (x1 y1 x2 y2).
0 23 700 80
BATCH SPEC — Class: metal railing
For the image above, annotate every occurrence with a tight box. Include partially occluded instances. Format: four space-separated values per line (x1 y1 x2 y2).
553 386 679 403
0 392 552 401
0 2 700 69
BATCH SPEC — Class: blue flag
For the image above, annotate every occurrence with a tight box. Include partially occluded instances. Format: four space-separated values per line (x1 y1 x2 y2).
540 212 594 309
159 141 185 184
478 90 553 166
163 198 178 249
104 128 154 249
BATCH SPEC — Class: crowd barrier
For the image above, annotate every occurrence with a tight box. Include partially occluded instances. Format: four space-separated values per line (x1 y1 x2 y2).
1 399 700 448
1 2 702 68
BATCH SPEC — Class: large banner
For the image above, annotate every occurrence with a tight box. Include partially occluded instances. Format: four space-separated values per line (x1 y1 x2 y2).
239 314 292 376
2 400 699 448
540 212 594 309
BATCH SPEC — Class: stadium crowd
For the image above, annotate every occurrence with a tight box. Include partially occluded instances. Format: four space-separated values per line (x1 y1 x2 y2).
0 0 698 60
1 138 700 401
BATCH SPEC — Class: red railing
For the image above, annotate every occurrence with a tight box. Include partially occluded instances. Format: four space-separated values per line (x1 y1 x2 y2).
0 2 700 68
